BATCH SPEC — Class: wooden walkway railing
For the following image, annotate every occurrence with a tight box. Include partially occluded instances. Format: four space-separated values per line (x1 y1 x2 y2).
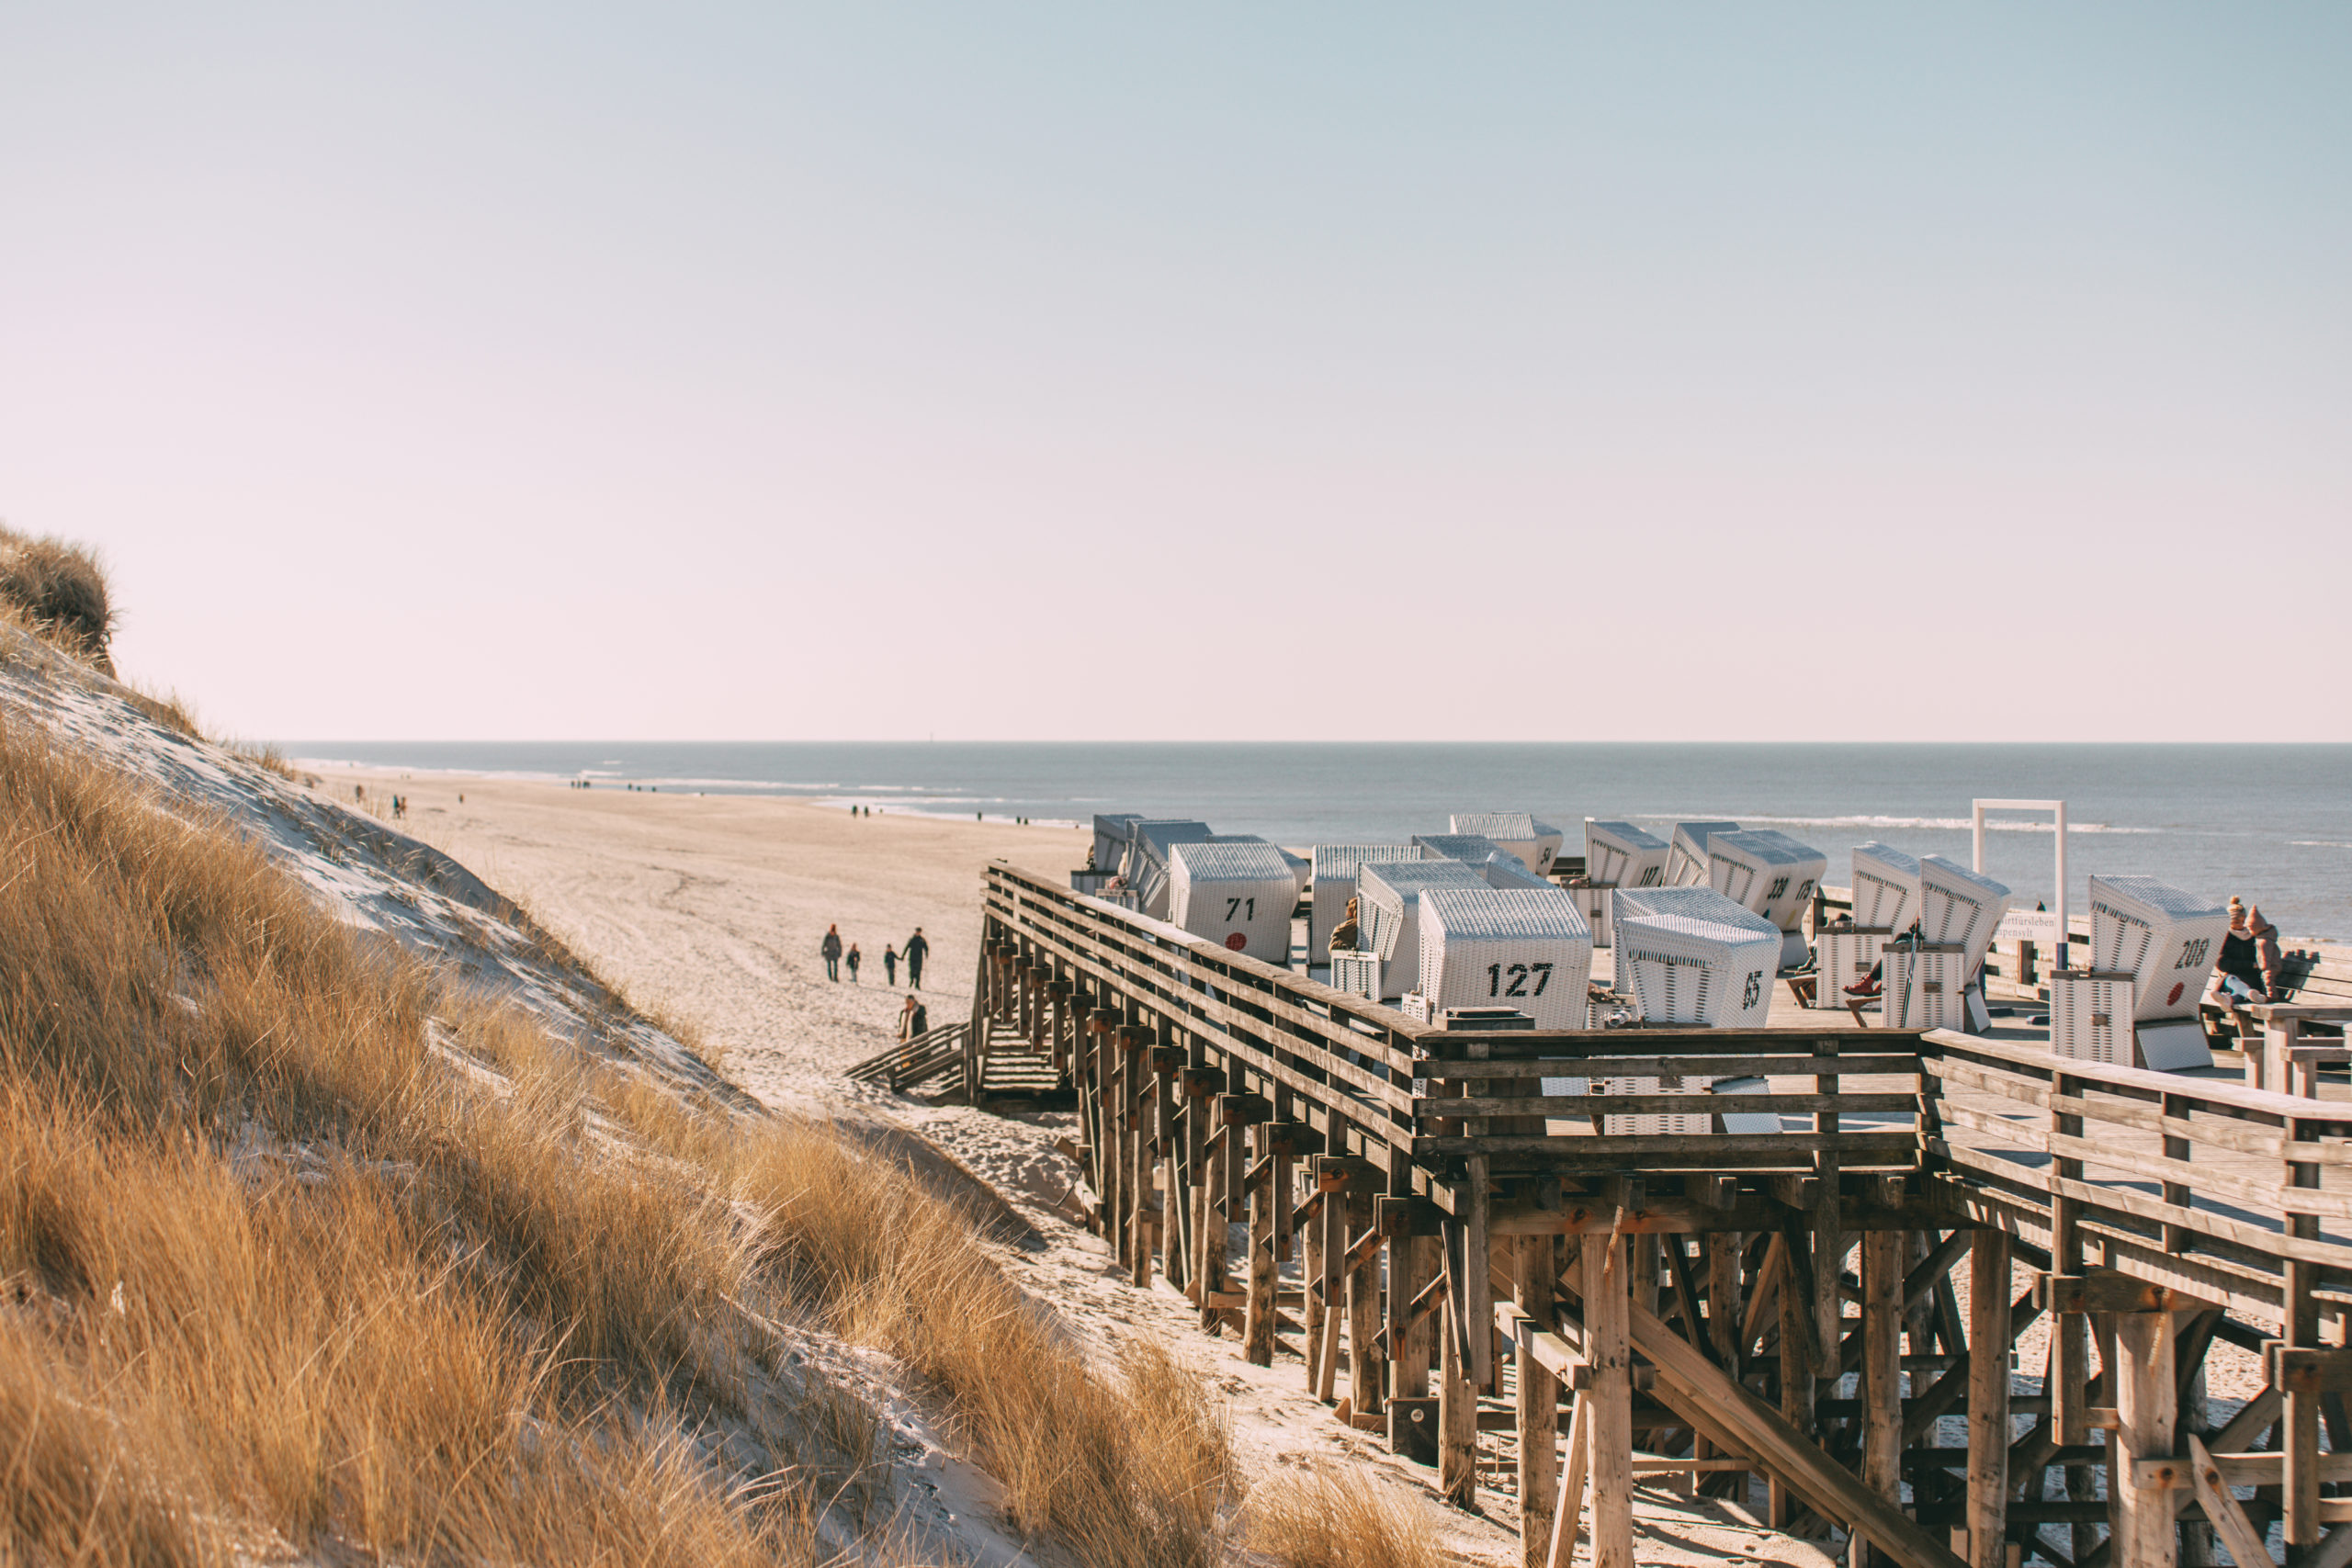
956 860 2352 1568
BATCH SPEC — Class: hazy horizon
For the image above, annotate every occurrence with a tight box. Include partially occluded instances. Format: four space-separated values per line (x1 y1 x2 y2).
5 6 2346 744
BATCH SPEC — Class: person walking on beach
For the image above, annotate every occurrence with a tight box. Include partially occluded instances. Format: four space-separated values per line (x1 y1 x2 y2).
820 924 843 981
898 993 930 1041
883 944 899 986
845 942 862 983
903 928 930 989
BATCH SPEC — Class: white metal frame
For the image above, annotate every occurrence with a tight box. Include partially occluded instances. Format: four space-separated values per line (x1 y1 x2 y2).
1972 798 2068 964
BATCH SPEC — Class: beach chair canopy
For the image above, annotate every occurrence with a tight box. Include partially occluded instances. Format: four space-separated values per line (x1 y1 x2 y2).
1917 855 2012 971
1849 841 1923 931
1448 812 1566 874
1705 829 1826 934
1666 821 1742 886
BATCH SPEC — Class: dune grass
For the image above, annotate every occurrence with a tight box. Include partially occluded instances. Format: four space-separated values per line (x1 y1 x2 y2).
0 525 113 672
1241 1463 1448 1568
0 696 1242 1565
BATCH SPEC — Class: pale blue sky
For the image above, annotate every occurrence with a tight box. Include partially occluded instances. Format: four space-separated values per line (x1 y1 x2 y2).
3 6 2345 741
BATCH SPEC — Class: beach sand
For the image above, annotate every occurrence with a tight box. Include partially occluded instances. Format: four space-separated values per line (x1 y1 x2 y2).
315 763 1838 1566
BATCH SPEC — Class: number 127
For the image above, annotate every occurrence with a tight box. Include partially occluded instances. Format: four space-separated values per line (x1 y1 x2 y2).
1487 962 1554 998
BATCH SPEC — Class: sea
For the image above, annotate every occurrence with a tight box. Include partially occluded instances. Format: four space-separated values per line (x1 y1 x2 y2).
285 742 2352 942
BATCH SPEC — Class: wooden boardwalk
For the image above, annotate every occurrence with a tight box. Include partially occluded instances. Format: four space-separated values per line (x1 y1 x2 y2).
962 860 2352 1568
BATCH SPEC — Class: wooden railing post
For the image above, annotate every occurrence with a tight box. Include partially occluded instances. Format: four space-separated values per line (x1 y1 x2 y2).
2285 1111 2324 1552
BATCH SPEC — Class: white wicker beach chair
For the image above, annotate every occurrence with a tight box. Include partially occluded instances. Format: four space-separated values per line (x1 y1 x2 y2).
1704 829 1826 969
1611 888 1781 1029
1169 840 1298 964
1585 820 1669 892
1812 930 1886 1010
1666 821 1741 887
1605 888 1780 1134
2084 874 2228 1069
1416 887 1593 1033
1307 845 1419 958
1358 860 1490 1000
1448 813 1566 875
1122 819 1213 919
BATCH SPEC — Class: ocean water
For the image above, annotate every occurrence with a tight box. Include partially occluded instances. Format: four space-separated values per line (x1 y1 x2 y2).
287 742 2352 941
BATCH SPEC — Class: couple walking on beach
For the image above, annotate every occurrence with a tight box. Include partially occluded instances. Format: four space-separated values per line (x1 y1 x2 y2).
819 924 930 989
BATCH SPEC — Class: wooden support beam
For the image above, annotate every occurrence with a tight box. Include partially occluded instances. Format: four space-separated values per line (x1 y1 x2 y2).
2187 1434 2274 1568
2265 1344 2352 1394
1439 1271 1477 1506
2109 1309 2177 1568
1967 1229 2011 1568
1862 1220 1905 1532
1515 1235 1561 1567
1626 1299 1967 1568
1243 1129 1277 1366
1349 1187 1385 1418
1544 1385 1589 1568
1466 1161 1495 1391
1583 1232 1634 1568
2039 1272 2216 1316
1774 1222 1814 1529
1314 1173 1345 1404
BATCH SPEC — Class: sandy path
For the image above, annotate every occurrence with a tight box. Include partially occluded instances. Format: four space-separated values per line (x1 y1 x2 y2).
315 763 1832 1566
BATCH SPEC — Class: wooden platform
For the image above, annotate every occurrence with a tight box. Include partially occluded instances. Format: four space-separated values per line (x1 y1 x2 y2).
957 861 2352 1568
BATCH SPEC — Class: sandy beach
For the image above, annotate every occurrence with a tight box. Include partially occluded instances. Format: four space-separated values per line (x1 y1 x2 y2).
317 762 1838 1567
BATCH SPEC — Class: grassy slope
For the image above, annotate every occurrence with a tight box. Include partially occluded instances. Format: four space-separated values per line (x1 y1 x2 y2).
0 606 1240 1565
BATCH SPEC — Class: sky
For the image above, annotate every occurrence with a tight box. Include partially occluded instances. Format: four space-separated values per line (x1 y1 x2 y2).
1 5 2346 743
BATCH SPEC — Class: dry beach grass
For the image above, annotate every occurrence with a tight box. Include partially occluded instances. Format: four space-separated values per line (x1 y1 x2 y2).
0 625 1248 1563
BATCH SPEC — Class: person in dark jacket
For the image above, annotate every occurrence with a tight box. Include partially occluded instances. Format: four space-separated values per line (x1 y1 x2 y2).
2214 898 2266 1008
820 924 843 981
883 944 899 987
903 928 930 989
898 994 929 1041
845 942 862 983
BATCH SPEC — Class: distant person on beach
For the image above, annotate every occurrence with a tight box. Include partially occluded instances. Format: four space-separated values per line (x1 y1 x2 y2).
899 994 929 1041
1329 896 1362 953
883 944 899 986
903 928 930 989
845 942 862 982
820 924 843 981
